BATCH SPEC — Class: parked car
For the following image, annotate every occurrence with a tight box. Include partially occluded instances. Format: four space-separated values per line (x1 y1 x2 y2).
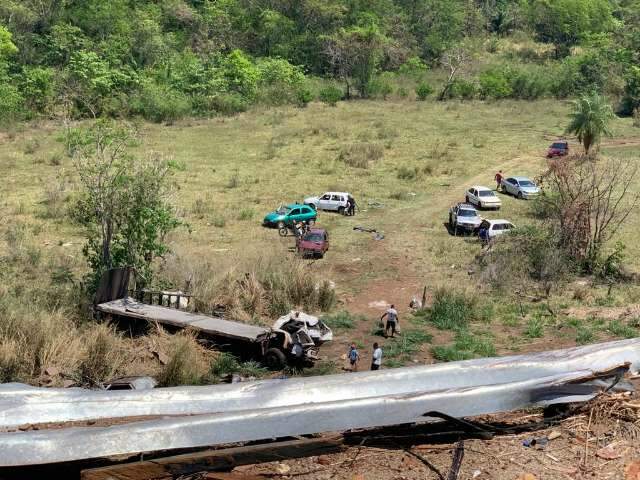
263 204 317 228
479 219 515 239
304 192 352 214
296 228 329 258
449 203 482 234
465 186 502 210
501 176 540 199
547 141 569 158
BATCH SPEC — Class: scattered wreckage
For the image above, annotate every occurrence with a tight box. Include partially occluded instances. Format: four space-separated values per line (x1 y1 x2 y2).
94 268 332 369
0 338 638 469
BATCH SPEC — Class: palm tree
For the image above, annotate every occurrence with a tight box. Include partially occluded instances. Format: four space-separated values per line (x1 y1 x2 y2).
566 93 615 154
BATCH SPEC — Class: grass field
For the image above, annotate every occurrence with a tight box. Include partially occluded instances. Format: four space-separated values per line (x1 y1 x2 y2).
1 98 639 380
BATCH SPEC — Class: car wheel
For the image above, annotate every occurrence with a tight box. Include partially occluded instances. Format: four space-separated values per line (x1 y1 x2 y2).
517 191 523 199
338 207 345 215
278 227 288 237
264 348 287 370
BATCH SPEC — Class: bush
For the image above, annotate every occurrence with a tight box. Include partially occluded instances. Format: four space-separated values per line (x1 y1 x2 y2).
79 324 126 385
415 82 434 101
447 79 477 100
157 333 208 387
295 87 314 107
479 69 512 99
132 82 191 123
428 288 475 330
397 165 419 180
209 93 248 115
321 311 363 330
319 85 343 106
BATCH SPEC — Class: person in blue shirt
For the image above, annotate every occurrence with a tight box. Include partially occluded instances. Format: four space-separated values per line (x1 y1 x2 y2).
348 343 360 371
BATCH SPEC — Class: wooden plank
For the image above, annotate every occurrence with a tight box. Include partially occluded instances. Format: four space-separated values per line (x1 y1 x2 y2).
80 435 345 480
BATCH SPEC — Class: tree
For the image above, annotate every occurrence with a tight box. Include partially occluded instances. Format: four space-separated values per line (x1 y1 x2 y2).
538 155 639 271
438 43 474 100
565 92 615 154
69 120 180 291
528 0 614 57
324 23 386 98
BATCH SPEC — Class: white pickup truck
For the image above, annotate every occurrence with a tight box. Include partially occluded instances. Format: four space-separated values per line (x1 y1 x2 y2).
304 191 353 214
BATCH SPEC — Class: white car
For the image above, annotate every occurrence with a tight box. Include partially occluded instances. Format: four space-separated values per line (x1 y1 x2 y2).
465 186 502 210
479 219 515 238
304 192 352 214
273 311 333 346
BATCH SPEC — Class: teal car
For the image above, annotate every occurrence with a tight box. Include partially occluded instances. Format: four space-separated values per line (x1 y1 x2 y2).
263 204 317 228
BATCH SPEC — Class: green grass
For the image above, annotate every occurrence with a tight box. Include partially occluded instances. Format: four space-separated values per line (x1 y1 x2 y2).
524 317 545 339
321 311 364 330
431 330 496 362
2 99 640 383
427 288 475 331
608 320 638 339
384 329 433 366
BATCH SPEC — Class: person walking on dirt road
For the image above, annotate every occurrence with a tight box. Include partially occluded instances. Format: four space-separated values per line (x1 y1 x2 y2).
348 343 360 371
381 304 399 338
371 343 382 370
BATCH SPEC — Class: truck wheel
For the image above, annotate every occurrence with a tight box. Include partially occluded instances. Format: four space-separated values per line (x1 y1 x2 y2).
264 348 287 370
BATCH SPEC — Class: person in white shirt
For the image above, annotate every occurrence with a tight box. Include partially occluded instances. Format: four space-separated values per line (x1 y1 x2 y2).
371 343 382 370
380 304 399 338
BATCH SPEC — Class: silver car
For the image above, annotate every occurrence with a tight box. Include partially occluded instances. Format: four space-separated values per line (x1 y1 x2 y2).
501 176 540 199
449 203 482 234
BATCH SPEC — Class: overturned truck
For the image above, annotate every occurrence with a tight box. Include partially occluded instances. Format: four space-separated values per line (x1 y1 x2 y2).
94 268 332 369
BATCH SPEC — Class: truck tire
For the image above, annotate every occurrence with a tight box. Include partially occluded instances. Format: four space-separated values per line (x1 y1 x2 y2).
264 348 287 370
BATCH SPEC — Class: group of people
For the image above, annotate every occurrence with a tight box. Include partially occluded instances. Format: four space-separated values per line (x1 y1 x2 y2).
345 304 399 372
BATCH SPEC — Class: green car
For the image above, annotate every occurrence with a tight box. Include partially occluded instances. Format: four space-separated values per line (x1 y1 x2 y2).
263 204 317 228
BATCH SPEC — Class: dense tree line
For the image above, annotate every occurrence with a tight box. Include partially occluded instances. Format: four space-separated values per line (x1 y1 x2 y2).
1 0 639 123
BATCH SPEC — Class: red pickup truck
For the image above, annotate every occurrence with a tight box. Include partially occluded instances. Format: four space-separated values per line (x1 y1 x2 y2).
296 228 329 258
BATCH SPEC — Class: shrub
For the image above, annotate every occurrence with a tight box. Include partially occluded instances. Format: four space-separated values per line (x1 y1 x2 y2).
319 85 343 106
132 82 191 123
479 69 512 99
397 165 419 180
428 288 475 330
448 79 477 100
524 317 545 338
415 82 434 100
79 324 126 385
237 208 255 221
157 333 208 387
385 329 433 361
338 142 384 168
321 311 360 330
295 87 314 107
608 320 637 339
209 93 248 115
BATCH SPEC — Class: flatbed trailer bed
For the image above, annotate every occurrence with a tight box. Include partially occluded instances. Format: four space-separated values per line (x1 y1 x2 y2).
96 297 269 343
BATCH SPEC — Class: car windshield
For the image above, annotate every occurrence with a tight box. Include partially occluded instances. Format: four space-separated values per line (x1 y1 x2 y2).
552 143 567 149
519 180 535 187
459 209 476 217
479 190 496 197
304 233 324 242
276 206 291 214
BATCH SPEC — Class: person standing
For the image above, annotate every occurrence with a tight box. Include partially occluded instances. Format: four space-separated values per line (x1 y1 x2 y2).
494 170 504 191
371 343 382 370
348 343 360 371
380 304 399 338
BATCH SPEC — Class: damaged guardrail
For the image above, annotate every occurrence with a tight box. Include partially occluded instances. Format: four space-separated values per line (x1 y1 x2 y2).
1 338 639 429
0 338 638 466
